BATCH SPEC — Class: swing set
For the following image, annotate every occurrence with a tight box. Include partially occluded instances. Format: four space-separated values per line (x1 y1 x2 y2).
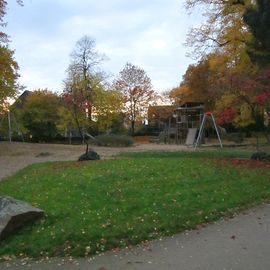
0 110 24 142
194 111 223 150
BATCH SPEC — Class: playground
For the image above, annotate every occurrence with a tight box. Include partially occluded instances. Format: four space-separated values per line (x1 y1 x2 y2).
0 142 189 180
1 133 269 181
1 147 270 261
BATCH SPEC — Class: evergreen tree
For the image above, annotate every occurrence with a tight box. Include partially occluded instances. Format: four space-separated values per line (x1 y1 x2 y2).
244 0 270 66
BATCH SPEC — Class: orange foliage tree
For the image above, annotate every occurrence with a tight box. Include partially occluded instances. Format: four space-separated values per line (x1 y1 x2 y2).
115 63 156 135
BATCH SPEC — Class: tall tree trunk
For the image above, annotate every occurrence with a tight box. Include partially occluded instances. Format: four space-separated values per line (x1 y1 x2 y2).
131 120 135 136
73 105 84 143
68 130 72 145
88 103 92 123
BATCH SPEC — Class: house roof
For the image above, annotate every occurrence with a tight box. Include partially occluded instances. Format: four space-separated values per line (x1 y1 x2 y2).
176 102 204 110
12 90 32 109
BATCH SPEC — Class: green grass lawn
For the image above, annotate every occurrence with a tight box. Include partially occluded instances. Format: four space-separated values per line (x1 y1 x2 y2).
0 150 270 259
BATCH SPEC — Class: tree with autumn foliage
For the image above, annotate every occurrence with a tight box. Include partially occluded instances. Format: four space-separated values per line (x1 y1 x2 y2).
212 0 270 138
215 69 270 141
251 69 270 141
18 89 62 141
56 105 78 144
242 0 270 140
184 0 252 61
166 84 190 106
61 81 125 137
62 73 91 139
92 86 124 133
181 55 226 108
183 0 256 86
167 53 237 110
115 63 156 135
0 46 20 113
182 0 270 141
63 36 106 138
184 0 256 106
0 0 22 113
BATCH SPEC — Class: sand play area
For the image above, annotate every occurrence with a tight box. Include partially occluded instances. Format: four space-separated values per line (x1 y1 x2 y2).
0 142 189 180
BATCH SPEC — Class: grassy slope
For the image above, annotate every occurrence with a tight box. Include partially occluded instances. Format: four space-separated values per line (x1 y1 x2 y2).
0 150 270 258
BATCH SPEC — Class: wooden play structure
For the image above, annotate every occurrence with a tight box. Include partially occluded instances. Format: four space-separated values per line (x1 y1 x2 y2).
158 102 222 147
162 102 204 145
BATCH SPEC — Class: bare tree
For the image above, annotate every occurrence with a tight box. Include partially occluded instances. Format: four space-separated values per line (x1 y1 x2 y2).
62 36 107 141
70 36 105 80
0 0 23 43
115 63 156 135
65 35 106 121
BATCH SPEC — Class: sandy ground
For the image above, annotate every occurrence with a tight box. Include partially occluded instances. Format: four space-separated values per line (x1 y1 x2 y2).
0 142 189 181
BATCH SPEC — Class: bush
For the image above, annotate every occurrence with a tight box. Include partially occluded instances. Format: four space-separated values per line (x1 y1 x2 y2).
251 151 270 161
134 124 165 136
88 134 134 147
78 150 100 161
225 132 244 143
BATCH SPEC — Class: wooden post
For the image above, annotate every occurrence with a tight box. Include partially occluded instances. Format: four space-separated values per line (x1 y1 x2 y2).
8 110 11 143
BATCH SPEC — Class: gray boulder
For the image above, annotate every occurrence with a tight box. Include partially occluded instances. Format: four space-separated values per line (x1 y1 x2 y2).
0 196 44 241
78 150 100 161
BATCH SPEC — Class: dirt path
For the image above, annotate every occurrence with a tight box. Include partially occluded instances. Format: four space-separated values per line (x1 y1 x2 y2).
0 142 189 180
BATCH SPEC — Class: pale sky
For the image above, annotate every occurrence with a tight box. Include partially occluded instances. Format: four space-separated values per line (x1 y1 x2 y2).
5 0 202 94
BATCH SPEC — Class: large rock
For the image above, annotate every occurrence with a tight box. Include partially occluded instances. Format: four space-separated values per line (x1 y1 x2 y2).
78 150 100 161
0 196 44 241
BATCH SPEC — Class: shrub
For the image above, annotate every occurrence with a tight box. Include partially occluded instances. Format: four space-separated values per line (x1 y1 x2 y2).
251 151 270 161
134 124 165 136
88 134 134 147
225 132 244 143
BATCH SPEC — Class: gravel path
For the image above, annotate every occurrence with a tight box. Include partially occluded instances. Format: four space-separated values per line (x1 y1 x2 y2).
0 142 189 180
